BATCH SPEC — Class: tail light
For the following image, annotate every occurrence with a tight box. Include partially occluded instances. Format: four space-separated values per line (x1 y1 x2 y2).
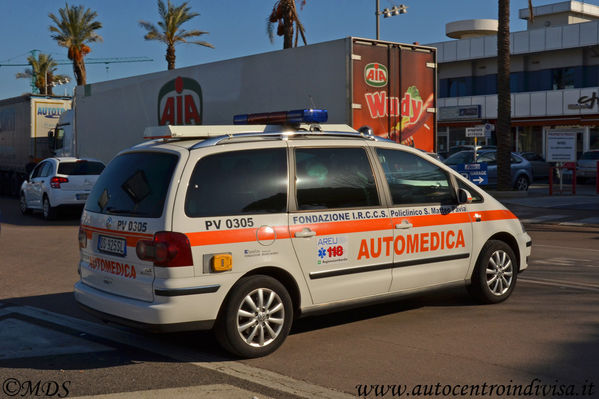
136 231 193 267
50 176 69 188
78 227 87 249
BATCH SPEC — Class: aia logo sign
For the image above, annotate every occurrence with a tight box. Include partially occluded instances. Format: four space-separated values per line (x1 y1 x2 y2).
364 63 388 88
158 76 202 125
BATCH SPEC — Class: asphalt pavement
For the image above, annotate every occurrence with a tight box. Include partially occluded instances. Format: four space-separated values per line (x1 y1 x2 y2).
490 181 599 227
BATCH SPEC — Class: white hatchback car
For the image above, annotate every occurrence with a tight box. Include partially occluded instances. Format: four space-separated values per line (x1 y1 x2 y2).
20 157 105 219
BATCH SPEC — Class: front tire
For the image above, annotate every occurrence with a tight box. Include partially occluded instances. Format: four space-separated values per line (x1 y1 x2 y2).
215 275 293 358
42 195 57 220
468 240 517 304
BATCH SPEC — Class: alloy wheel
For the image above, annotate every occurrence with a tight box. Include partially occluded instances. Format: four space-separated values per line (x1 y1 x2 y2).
236 287 285 348
486 249 514 296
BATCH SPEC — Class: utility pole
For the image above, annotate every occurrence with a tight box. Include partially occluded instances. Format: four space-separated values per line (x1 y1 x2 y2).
375 1 407 40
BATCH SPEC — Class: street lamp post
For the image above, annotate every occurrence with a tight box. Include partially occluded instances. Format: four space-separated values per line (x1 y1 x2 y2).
375 0 408 40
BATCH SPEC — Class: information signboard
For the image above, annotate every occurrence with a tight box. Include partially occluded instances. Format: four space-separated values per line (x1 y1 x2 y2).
546 131 577 162
456 163 488 185
465 126 485 138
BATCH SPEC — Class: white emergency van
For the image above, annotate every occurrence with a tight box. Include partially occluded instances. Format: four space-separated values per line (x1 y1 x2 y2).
74 109 532 358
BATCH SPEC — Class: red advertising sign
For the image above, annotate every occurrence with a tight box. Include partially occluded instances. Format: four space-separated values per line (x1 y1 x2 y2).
352 42 436 152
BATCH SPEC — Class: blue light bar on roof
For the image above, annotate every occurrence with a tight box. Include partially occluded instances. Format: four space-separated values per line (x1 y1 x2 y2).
233 109 328 125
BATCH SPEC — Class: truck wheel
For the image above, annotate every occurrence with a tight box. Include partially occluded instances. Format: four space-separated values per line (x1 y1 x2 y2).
468 240 517 304
19 192 31 215
42 196 57 220
215 275 293 358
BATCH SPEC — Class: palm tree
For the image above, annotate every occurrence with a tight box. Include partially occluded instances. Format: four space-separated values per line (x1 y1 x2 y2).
49 3 102 86
15 53 70 95
139 0 214 71
496 0 533 190
267 0 307 49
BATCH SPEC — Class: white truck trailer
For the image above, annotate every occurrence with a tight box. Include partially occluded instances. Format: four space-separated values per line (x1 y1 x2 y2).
51 37 437 164
0 95 71 195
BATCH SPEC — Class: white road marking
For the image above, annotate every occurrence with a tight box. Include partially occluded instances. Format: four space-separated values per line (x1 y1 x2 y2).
519 277 599 292
521 214 565 224
532 244 599 253
0 305 352 399
72 385 274 399
576 217 599 225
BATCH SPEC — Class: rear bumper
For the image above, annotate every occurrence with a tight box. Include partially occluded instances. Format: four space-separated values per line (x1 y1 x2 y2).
74 281 218 332
77 301 214 332
48 189 90 207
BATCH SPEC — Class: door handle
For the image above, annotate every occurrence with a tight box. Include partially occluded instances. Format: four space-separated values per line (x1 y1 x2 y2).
295 228 316 238
395 221 413 229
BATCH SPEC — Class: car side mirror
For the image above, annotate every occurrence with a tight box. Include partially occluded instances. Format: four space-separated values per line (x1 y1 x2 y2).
458 188 472 204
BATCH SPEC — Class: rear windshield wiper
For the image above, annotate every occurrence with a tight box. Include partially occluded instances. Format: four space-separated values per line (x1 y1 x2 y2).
104 207 147 216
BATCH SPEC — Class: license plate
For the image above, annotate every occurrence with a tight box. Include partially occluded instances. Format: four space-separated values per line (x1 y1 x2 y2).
76 193 89 201
98 235 127 256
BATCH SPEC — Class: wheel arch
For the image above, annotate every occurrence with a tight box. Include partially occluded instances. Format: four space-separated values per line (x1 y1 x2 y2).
241 267 302 316
216 266 302 323
485 232 521 271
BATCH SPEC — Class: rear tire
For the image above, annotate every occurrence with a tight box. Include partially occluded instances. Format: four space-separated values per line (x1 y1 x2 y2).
215 275 293 358
19 192 31 215
42 195 57 220
468 240 518 304
514 175 529 191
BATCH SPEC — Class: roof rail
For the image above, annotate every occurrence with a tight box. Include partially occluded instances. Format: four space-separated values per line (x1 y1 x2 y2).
190 128 387 149
142 123 389 148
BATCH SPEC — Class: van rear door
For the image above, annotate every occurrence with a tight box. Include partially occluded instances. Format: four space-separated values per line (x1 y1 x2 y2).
79 150 181 302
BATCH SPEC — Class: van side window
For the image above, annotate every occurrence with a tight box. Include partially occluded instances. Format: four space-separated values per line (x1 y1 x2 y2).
376 148 454 205
295 147 379 210
185 148 287 217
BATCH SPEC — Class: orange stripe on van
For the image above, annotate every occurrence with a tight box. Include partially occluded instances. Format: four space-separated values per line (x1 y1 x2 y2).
478 209 518 221
186 226 291 247
83 209 518 248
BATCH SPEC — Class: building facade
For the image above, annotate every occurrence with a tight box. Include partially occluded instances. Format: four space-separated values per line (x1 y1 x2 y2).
429 1 599 158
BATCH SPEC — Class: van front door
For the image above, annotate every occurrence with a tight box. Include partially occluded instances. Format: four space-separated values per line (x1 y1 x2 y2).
289 143 393 304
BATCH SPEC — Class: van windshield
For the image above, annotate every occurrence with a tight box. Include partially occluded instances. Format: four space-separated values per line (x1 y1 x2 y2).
85 152 178 218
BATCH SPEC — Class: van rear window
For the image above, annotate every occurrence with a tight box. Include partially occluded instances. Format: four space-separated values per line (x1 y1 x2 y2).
85 152 178 218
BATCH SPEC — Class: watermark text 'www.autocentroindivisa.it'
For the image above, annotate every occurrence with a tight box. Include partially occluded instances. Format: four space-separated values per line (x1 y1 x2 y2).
356 378 595 397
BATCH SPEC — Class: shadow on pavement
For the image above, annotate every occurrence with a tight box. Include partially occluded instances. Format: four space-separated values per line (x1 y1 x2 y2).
291 285 476 334
0 196 81 227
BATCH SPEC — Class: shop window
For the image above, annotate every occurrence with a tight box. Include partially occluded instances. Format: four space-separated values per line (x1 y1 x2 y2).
447 77 472 97
552 67 577 90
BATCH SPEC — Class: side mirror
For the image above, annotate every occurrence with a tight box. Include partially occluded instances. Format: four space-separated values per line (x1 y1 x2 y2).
458 188 472 204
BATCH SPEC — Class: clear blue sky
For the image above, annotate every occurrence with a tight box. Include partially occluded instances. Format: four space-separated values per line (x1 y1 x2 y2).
1 0 594 99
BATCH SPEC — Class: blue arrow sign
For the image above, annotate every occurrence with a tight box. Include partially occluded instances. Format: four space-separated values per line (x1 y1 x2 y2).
456 163 488 185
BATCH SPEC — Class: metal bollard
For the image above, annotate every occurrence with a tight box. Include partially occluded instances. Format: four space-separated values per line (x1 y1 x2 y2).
549 166 553 195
